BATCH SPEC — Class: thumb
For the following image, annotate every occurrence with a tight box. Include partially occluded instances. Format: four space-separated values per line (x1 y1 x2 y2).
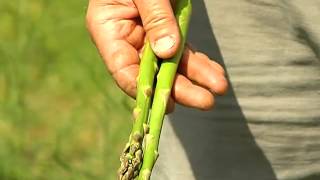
134 0 181 59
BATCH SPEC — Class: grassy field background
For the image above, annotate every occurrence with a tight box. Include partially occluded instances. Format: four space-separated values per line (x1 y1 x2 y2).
0 0 133 179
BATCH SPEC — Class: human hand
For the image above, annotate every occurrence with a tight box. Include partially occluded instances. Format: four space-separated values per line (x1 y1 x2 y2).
86 0 228 112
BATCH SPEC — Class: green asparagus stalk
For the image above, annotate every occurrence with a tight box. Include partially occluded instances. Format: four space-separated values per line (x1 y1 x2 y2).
138 0 192 179
118 42 158 180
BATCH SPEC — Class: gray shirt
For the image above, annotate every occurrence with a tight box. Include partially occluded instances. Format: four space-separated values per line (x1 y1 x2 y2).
153 0 320 179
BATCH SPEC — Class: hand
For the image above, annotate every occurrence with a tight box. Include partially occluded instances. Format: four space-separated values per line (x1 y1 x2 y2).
86 0 228 112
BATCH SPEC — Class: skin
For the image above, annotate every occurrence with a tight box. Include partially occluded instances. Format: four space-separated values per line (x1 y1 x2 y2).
86 0 228 112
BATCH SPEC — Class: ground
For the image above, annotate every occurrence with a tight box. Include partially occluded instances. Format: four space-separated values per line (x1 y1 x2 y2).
0 0 133 179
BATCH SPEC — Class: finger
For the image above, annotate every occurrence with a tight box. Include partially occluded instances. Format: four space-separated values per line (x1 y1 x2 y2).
194 52 226 75
87 0 138 23
89 24 140 97
178 47 228 95
185 44 225 75
113 64 139 98
87 1 142 45
125 22 145 50
105 41 139 98
133 0 181 59
172 74 215 111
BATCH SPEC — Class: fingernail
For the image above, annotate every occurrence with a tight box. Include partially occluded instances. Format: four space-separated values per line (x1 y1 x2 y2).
152 35 175 54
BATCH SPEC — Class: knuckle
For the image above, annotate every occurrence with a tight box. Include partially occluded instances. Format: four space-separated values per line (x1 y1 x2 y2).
143 10 176 32
195 52 210 60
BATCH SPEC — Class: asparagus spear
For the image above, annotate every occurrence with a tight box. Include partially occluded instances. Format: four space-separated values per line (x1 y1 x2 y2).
118 42 158 180
138 0 192 179
118 0 192 179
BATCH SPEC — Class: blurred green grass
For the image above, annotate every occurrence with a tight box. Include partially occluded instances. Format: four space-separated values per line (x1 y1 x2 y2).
0 0 134 179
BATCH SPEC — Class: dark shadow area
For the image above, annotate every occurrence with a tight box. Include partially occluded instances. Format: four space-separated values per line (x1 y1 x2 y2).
170 1 277 179
295 26 320 62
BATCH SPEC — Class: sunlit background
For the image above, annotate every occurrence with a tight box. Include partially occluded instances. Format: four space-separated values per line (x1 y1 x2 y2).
0 0 133 179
